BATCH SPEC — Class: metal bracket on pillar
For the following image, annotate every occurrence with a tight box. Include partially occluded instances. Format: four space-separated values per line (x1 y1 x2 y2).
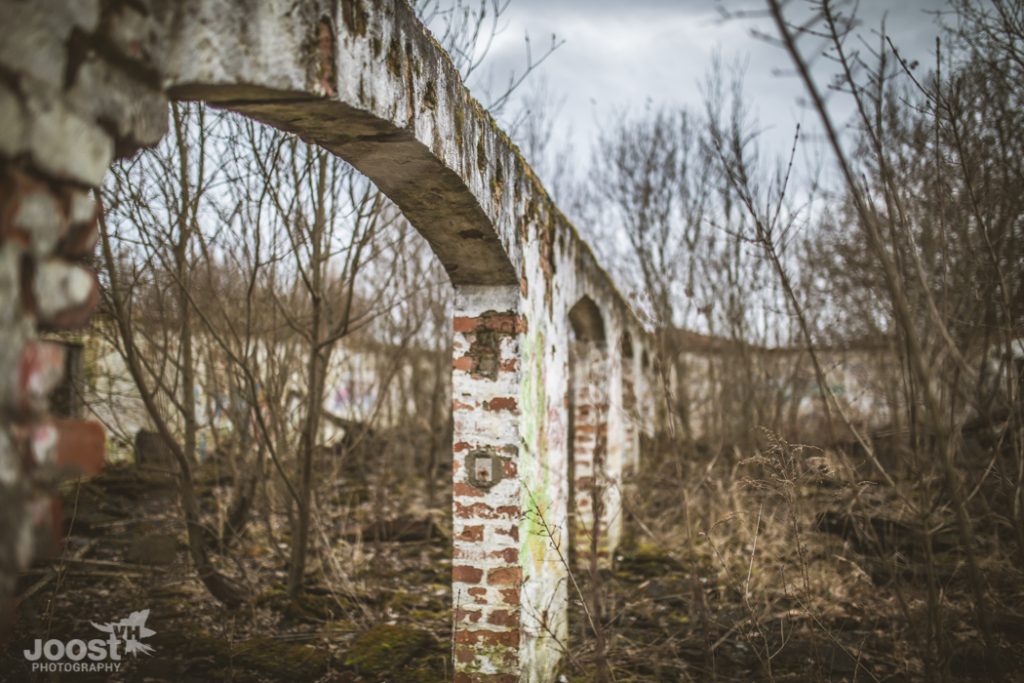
466 448 505 489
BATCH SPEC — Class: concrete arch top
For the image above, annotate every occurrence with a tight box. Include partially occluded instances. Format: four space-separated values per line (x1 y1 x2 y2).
160 0 522 286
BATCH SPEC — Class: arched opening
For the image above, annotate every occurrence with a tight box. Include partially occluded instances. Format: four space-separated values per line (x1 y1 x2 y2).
621 331 634 360
567 296 609 570
568 295 607 346
155 6 529 679
0 2 573 680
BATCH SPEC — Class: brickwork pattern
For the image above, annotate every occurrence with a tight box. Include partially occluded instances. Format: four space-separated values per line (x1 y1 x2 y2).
451 286 525 680
0 0 168 632
570 342 611 563
621 350 638 478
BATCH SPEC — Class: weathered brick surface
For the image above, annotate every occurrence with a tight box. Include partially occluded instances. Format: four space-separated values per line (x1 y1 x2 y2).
571 342 613 564
451 285 524 679
0 0 172 634
453 565 485 584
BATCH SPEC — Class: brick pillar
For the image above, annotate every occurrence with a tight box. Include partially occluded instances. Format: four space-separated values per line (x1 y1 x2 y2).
570 341 610 564
621 348 638 479
0 172 107 631
613 343 638 551
451 285 524 683
0 0 168 629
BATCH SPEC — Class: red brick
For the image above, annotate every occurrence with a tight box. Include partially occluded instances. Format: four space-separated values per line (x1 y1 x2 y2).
456 524 484 542
455 607 482 623
16 341 65 413
484 396 517 412
480 314 519 334
499 588 520 606
488 547 518 563
452 565 483 584
455 312 528 336
453 316 481 333
453 482 485 498
55 419 104 476
454 501 519 520
454 628 520 648
455 501 492 519
488 609 519 627
501 459 517 478
486 567 521 585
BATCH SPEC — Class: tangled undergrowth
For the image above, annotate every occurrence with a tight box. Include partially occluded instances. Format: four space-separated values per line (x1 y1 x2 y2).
1 461 451 683
561 432 1024 682
4 431 1024 682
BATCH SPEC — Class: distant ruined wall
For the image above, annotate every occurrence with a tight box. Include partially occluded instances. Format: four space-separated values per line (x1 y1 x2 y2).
672 345 904 444
75 327 442 460
0 1 656 680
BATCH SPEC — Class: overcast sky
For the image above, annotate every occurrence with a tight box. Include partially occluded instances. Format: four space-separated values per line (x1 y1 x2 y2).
463 0 951 184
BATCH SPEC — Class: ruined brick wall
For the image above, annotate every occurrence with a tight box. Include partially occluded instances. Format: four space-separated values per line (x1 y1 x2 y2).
0 0 166 633
672 343 904 443
0 1 659 680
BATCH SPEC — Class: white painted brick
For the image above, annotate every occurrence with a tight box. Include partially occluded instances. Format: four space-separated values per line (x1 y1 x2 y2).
25 91 113 186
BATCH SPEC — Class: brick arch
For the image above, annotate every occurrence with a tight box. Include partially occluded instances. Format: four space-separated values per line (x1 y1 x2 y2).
568 295 607 345
154 7 532 679
158 0 517 287
567 295 611 566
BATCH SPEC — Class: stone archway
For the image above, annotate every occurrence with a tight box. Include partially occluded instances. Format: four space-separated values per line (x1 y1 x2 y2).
568 295 609 565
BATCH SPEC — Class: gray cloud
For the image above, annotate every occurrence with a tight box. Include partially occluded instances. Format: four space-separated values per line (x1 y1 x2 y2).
465 0 949 180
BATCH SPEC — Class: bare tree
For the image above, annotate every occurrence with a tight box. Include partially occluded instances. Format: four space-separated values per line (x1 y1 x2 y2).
759 0 1024 672
99 103 247 606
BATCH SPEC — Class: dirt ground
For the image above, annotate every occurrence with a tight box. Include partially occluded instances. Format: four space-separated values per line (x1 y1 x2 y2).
3 451 1024 682
2 463 451 682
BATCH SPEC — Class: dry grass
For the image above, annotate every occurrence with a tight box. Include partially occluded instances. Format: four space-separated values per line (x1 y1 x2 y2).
562 431 1024 682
